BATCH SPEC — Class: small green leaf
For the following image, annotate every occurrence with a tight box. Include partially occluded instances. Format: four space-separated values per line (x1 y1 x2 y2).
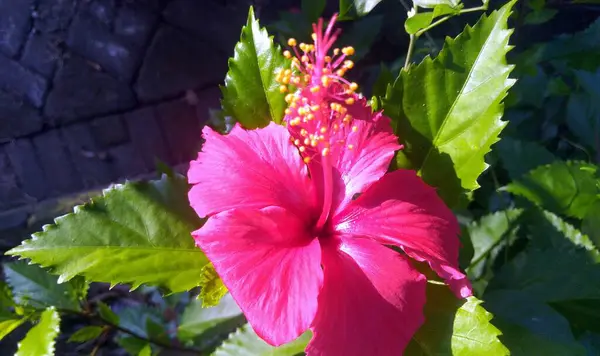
0 318 26 341
405 5 461 35
7 175 208 293
0 281 14 308
97 302 120 325
138 344 152 356
405 284 508 355
118 336 149 356
583 201 600 248
178 294 242 342
413 0 461 9
16 307 60 356
339 0 383 18
485 290 587 356
214 326 311 356
302 0 326 22
505 161 599 219
495 137 556 180
524 8 558 25
221 7 289 128
68 326 104 343
384 1 517 207
199 263 229 308
4 262 84 311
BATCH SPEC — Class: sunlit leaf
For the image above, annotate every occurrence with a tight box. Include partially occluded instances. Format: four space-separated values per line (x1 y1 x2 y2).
199 263 228 308
7 175 208 293
98 302 120 326
384 1 516 206
214 326 311 356
406 284 508 355
15 307 60 356
339 0 383 18
221 7 289 128
178 294 242 342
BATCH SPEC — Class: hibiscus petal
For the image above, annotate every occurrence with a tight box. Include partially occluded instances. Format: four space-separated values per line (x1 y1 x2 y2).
307 237 426 356
330 111 401 215
334 170 472 298
193 206 322 346
188 122 314 218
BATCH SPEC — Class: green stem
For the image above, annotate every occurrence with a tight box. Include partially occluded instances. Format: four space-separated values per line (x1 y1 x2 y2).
415 5 489 37
404 6 418 70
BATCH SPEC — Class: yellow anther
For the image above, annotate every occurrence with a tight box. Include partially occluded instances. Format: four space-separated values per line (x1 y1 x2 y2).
333 124 339 130
292 57 300 64
294 139 301 145
308 45 315 52
300 129 308 136
333 48 340 55
343 115 352 123
299 146 306 153
303 157 311 164
311 33 317 41
282 76 290 84
322 147 330 156
310 139 318 147
352 125 358 132
344 60 354 69
306 113 315 121
284 69 292 76
320 127 327 133
285 94 294 103
342 46 355 56
283 50 291 58
298 107 306 115
299 43 307 51
348 144 354 150
321 75 330 87
285 108 292 115
324 56 332 63
311 105 320 111
304 138 310 145
345 97 355 105
350 82 358 91
290 101 297 108
336 69 346 77
280 85 288 93
293 77 301 84
288 38 297 46
310 86 320 93
301 55 309 63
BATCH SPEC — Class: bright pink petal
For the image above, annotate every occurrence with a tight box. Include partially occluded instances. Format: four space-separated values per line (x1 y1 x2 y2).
193 207 322 345
307 237 426 356
187 122 315 219
330 110 401 214
334 170 472 298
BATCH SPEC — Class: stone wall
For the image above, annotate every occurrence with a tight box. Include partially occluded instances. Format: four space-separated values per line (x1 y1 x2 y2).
0 0 278 241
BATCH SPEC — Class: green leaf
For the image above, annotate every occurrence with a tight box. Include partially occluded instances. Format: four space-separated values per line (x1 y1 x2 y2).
405 284 508 355
405 5 461 35
214 326 311 356
583 201 600 248
16 307 60 356
138 344 152 356
339 0 383 18
68 325 104 343
178 293 242 342
485 290 587 356
413 0 461 9
7 175 208 293
97 302 120 325
505 161 599 219
372 64 394 100
118 336 150 356
495 137 556 180
302 0 326 22
467 209 524 281
566 93 600 151
383 1 516 207
199 263 228 308
524 8 558 25
4 261 84 311
221 7 289 128
0 281 14 308
0 318 26 341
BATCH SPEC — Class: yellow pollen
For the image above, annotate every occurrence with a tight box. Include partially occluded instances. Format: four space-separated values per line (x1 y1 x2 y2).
352 125 358 132
321 76 330 87
304 138 310 145
345 97 355 105
311 33 317 41
320 127 327 133
306 113 315 120
344 60 354 69
342 46 355 56
288 38 297 46
299 43 307 51
311 105 320 111
298 107 306 115
285 94 293 102
333 48 340 55
282 76 290 84
350 82 358 91
304 157 311 164
285 108 292 115
310 86 320 93
283 50 291 58
279 85 288 93
336 69 346 77
343 115 351 123
310 139 318 147
324 56 332 63
348 144 354 150
301 55 309 63
322 147 330 156
294 139 300 145
299 146 306 152
293 77 301 84
300 129 308 136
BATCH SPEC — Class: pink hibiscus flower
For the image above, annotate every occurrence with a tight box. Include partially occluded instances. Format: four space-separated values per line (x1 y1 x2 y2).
188 15 471 356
